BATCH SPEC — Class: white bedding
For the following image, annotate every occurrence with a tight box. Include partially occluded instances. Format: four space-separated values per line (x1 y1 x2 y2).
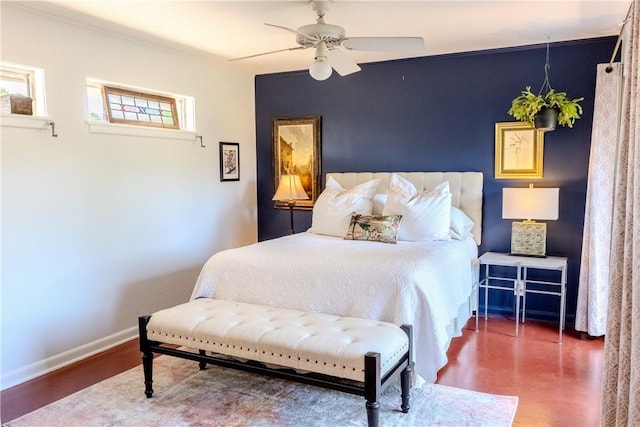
190 232 478 383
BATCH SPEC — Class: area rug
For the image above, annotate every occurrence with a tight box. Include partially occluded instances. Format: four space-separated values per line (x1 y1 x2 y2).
5 355 518 427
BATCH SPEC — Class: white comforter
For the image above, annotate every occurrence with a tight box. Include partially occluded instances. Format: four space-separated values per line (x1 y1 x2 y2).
190 232 477 383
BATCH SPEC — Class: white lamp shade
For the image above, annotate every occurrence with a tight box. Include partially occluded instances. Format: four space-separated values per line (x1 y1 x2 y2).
272 175 310 201
502 186 559 220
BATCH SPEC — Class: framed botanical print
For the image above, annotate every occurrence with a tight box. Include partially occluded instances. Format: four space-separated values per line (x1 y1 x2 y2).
495 122 544 179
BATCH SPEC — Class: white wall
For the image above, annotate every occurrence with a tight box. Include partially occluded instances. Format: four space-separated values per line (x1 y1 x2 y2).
0 5 257 389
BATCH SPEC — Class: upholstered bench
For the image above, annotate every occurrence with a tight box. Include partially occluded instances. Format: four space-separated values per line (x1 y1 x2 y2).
138 298 412 427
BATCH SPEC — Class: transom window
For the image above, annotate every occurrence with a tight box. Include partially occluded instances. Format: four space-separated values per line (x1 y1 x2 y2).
103 86 179 129
87 80 194 132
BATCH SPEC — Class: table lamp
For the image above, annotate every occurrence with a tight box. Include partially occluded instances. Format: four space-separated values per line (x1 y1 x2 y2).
272 174 309 234
502 184 559 257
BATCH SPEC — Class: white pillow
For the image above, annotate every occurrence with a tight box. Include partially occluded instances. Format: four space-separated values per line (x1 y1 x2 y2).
450 206 475 240
372 193 388 215
375 191 474 240
382 174 452 241
309 177 380 237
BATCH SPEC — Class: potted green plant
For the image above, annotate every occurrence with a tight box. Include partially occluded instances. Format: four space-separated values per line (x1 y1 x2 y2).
508 86 584 131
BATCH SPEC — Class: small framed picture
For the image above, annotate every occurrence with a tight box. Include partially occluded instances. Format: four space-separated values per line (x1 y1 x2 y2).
219 142 239 181
495 122 545 179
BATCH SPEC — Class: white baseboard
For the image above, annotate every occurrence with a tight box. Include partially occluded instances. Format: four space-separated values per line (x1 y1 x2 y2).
1 326 138 391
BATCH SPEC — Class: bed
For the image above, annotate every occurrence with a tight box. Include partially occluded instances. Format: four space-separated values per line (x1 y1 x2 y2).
190 172 483 383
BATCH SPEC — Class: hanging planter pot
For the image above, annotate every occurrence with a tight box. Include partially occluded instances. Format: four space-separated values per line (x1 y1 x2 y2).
507 38 584 131
534 107 558 131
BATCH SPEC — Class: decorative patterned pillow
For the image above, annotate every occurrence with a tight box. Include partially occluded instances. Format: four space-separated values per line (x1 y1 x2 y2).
344 213 403 244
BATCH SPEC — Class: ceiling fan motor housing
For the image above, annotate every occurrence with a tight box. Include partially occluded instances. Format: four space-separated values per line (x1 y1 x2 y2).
296 23 345 47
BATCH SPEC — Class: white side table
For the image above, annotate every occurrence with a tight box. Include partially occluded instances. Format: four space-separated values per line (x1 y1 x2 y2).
477 252 568 343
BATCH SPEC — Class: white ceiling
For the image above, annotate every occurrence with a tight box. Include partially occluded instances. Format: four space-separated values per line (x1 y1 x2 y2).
11 1 630 76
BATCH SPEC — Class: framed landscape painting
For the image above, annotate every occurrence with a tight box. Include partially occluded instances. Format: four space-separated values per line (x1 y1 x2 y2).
272 116 321 209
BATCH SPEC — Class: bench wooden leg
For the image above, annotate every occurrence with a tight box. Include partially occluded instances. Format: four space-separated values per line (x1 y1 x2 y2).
142 351 154 398
400 324 413 413
199 350 207 370
400 364 411 413
366 400 380 427
364 352 380 427
138 316 154 398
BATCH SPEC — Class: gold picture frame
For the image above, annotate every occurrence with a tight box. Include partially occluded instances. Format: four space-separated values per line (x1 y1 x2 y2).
272 116 321 209
495 122 544 179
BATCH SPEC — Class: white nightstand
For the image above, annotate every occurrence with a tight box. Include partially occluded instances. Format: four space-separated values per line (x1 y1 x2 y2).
477 251 568 343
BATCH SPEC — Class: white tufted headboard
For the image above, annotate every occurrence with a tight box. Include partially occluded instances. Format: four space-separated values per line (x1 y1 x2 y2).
327 172 483 245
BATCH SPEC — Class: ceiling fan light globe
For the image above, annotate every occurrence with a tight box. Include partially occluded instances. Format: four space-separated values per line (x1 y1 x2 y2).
309 58 332 81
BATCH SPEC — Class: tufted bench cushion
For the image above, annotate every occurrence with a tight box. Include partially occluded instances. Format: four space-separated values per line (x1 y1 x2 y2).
139 298 412 427
145 298 409 382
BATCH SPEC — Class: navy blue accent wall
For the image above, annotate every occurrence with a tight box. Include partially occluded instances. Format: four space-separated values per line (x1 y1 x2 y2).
255 37 616 324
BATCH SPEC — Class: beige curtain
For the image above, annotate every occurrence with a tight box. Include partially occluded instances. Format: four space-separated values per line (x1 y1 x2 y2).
576 63 622 337
601 0 640 425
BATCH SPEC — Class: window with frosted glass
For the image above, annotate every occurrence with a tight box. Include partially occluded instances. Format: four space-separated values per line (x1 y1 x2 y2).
103 86 179 130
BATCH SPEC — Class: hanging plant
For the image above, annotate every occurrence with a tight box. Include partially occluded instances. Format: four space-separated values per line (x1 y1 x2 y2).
507 39 584 131
509 87 584 129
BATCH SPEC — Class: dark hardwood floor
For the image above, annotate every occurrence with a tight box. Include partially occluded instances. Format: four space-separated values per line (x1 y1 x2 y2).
1 316 604 426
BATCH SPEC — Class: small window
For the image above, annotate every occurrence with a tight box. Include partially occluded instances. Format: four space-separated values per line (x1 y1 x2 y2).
87 80 193 132
103 86 179 130
0 62 46 116
0 67 32 96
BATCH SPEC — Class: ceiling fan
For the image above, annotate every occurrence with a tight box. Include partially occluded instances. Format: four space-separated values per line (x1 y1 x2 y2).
232 0 425 81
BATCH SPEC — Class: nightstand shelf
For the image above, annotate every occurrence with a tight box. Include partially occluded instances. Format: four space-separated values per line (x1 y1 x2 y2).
477 252 567 343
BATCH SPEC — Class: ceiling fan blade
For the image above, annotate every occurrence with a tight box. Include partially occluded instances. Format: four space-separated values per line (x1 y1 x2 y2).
230 46 308 61
327 49 361 76
265 23 318 44
342 37 425 52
